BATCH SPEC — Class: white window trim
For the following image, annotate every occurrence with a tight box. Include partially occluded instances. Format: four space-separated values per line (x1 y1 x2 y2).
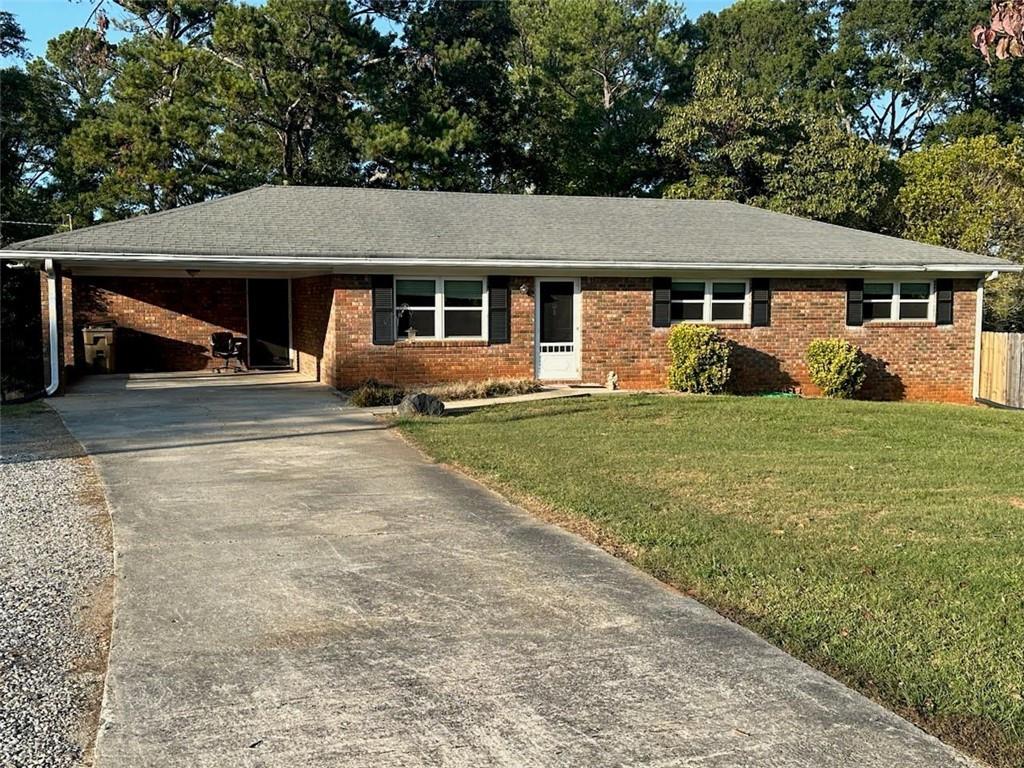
394 276 488 341
863 280 936 324
670 278 752 325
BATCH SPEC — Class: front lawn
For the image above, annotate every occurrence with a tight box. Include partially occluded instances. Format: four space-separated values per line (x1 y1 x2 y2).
397 395 1024 767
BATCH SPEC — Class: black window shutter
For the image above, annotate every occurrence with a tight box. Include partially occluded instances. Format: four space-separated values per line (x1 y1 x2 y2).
936 279 954 325
488 276 511 344
653 277 672 327
372 274 395 345
751 278 771 327
846 278 864 326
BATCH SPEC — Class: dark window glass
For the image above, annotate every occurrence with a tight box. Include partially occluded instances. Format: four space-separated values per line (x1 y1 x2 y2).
396 279 435 308
900 282 930 301
540 281 574 343
398 308 435 337
444 280 483 307
671 302 704 321
444 310 482 337
899 302 929 320
863 301 891 321
671 281 704 301
864 282 893 299
711 302 744 321
712 282 745 301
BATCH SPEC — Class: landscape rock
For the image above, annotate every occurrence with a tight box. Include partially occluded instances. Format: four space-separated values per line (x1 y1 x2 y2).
397 392 445 416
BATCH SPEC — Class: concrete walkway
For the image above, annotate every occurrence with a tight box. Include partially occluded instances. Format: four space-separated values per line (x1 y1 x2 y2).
52 374 973 768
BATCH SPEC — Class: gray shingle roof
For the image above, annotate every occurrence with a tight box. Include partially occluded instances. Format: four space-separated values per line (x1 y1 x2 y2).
4 185 1016 272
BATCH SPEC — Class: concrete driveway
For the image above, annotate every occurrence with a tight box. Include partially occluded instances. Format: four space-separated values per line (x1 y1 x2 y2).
53 373 972 768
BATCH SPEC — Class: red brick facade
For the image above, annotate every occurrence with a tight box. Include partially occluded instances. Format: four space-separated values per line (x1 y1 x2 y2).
68 275 247 372
51 272 980 404
580 277 979 404
324 275 535 389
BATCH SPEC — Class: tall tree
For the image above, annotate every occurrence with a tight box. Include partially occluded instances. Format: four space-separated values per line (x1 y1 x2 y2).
509 0 692 195
694 0 838 115
212 0 390 186
65 0 231 217
829 0 997 155
659 66 897 230
897 135 1024 331
359 0 527 191
1 22 72 243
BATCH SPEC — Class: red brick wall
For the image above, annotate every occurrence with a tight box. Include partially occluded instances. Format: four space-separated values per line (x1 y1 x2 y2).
581 277 979 404
329 275 535 389
70 276 247 372
292 275 336 383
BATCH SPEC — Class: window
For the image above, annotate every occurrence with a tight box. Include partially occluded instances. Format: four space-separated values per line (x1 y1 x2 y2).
395 277 486 340
863 281 933 322
670 279 750 324
443 280 484 337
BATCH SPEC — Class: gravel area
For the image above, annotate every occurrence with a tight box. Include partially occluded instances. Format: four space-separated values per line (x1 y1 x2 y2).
1 402 113 768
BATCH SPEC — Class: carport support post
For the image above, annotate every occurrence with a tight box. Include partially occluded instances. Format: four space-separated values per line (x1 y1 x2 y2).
44 258 66 396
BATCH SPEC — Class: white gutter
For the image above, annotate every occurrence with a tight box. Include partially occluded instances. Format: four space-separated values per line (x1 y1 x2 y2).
44 258 60 396
7 250 1020 273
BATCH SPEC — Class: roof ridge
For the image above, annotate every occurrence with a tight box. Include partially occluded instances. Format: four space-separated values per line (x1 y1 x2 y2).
5 185 271 250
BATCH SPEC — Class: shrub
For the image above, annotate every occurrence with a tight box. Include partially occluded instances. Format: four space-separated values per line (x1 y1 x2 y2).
805 338 866 398
348 379 405 407
666 325 731 394
424 378 543 401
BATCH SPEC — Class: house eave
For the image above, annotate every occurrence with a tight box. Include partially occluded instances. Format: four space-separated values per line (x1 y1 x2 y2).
3 249 1016 276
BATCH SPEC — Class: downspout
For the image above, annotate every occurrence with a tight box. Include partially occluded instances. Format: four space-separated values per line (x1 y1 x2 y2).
44 258 61 396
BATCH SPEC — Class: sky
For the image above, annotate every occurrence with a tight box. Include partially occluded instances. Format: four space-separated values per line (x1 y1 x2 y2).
1 0 736 64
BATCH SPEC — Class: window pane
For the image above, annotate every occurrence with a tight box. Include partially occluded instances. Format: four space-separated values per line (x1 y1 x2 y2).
539 281 574 343
671 302 704 321
396 279 435 308
863 301 891 320
864 282 893 299
444 280 483 307
444 310 482 337
671 281 704 301
900 282 930 301
712 282 745 301
398 308 435 337
711 302 744 321
899 302 929 320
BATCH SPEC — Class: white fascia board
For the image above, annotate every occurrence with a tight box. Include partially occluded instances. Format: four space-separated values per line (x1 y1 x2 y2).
4 249 1017 275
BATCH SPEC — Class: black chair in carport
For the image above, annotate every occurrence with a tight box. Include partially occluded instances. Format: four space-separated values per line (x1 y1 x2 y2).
210 332 246 373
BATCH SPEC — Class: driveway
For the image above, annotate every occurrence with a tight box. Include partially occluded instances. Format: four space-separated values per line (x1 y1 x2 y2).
53 373 972 768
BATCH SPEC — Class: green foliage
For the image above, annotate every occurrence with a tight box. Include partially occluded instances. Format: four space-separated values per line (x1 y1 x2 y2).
805 338 866 399
212 0 390 186
509 0 692 195
666 324 731 394
660 66 898 231
898 136 1024 331
361 1 526 191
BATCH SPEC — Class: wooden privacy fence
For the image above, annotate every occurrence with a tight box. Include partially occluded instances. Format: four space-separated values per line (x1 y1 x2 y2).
979 332 1024 409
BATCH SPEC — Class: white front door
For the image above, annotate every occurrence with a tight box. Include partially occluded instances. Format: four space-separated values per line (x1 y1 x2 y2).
535 278 581 380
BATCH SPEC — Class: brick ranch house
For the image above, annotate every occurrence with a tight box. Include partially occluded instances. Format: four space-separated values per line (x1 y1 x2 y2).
5 186 1019 404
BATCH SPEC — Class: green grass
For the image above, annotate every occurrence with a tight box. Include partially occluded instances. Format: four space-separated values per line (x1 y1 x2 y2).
397 395 1024 766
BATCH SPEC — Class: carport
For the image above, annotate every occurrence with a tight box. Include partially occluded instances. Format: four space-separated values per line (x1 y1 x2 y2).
35 258 335 394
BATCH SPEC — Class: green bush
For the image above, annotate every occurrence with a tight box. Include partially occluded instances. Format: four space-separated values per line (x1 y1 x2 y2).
666 325 731 393
348 379 405 407
805 338 866 398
